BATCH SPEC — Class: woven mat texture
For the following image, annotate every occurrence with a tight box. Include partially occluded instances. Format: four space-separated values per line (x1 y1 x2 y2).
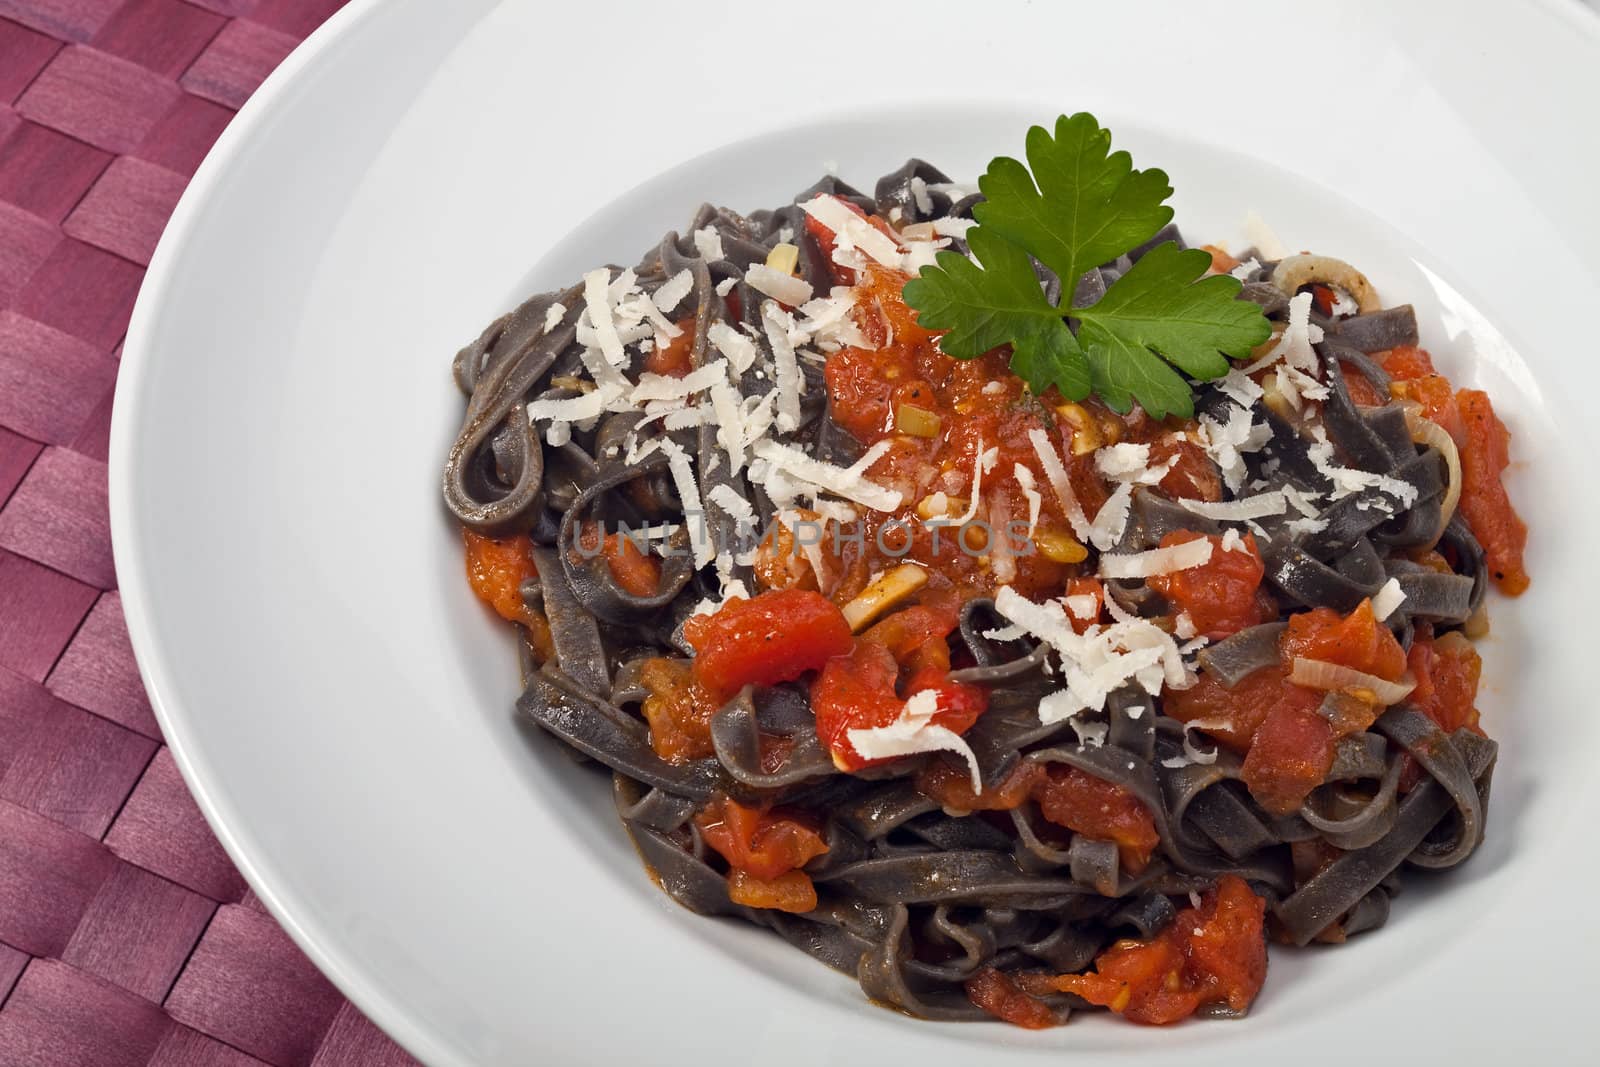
0 2 421 1064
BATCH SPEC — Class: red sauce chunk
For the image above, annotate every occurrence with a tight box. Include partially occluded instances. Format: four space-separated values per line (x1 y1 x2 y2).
1147 530 1265 639
694 796 828 882
462 528 537 624
1031 765 1161 873
1406 630 1484 735
1240 705 1334 816
1384 346 1527 596
810 633 989 771
1280 600 1406 681
639 658 719 764
683 589 853 700
1165 663 1331 814
1008 876 1267 1026
1457 389 1529 594
965 968 1060 1029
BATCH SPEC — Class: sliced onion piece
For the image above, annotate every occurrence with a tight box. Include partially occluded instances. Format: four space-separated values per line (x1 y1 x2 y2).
1270 254 1381 313
1290 656 1416 706
1406 411 1462 544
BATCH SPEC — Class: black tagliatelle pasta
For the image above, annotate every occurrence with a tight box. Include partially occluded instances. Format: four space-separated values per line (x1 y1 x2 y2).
443 140 1521 1027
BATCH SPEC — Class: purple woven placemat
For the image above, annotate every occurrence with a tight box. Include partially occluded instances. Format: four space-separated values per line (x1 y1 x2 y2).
0 2 420 1064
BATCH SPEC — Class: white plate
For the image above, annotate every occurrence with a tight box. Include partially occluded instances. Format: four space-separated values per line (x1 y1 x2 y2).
111 1 1600 1063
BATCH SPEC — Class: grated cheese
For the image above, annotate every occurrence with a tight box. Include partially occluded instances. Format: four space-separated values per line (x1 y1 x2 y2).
1179 491 1287 521
752 439 902 512
1013 464 1042 540
847 689 983 790
1229 257 1261 281
1028 428 1093 542
1100 537 1214 580
542 302 566 335
762 302 804 433
657 439 714 567
800 194 903 269
745 264 813 307
707 322 757 375
693 227 725 262
1307 425 1419 507
652 270 694 314
1371 578 1406 621
630 359 728 403
1087 482 1133 551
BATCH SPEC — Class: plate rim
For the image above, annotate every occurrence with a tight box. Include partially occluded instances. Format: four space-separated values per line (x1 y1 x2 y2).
107 2 1600 1064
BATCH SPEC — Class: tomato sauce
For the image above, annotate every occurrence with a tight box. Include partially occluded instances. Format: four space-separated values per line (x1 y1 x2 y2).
1382 345 1527 595
1148 530 1266 639
991 875 1267 1026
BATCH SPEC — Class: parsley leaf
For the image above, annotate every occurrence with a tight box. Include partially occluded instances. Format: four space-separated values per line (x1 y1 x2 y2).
902 228 1089 398
1077 242 1270 418
975 113 1174 290
902 112 1272 418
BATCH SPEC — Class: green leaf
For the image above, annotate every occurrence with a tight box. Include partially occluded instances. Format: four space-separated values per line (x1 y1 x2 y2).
1079 321 1196 420
901 228 1090 396
974 113 1174 291
1075 242 1274 415
1012 318 1089 399
899 112 1274 417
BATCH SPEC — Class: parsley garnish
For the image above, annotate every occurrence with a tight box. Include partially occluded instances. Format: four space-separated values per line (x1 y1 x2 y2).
902 113 1272 419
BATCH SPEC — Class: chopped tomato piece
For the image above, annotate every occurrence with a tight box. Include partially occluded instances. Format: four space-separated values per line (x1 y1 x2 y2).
809 641 903 768
810 638 988 771
462 528 537 624
1148 438 1222 502
1380 344 1438 380
726 868 818 913
1148 530 1265 639
1164 663 1322 754
1201 244 1241 274
1064 577 1106 634
1398 373 1466 443
1021 876 1266 1027
801 195 900 286
639 658 719 764
694 796 828 881
1030 766 1160 873
1240 704 1334 815
966 968 1060 1029
1309 283 1336 317
1168 876 1269 1015
684 589 853 700
1457 389 1528 595
578 523 662 598
1280 600 1406 681
1340 363 1384 407
643 317 695 377
1406 631 1483 736
917 757 1039 812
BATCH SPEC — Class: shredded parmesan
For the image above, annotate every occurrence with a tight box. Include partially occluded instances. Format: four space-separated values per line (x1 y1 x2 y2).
1100 537 1214 580
1013 464 1042 540
762 302 803 433
752 439 902 512
847 689 983 790
657 439 713 567
1028 428 1093 542
693 227 724 262
1179 491 1287 521
745 264 813 307
800 194 903 269
1371 578 1406 621
652 270 693 314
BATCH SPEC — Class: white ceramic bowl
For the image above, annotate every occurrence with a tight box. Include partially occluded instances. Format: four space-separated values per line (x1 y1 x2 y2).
111 1 1600 1063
